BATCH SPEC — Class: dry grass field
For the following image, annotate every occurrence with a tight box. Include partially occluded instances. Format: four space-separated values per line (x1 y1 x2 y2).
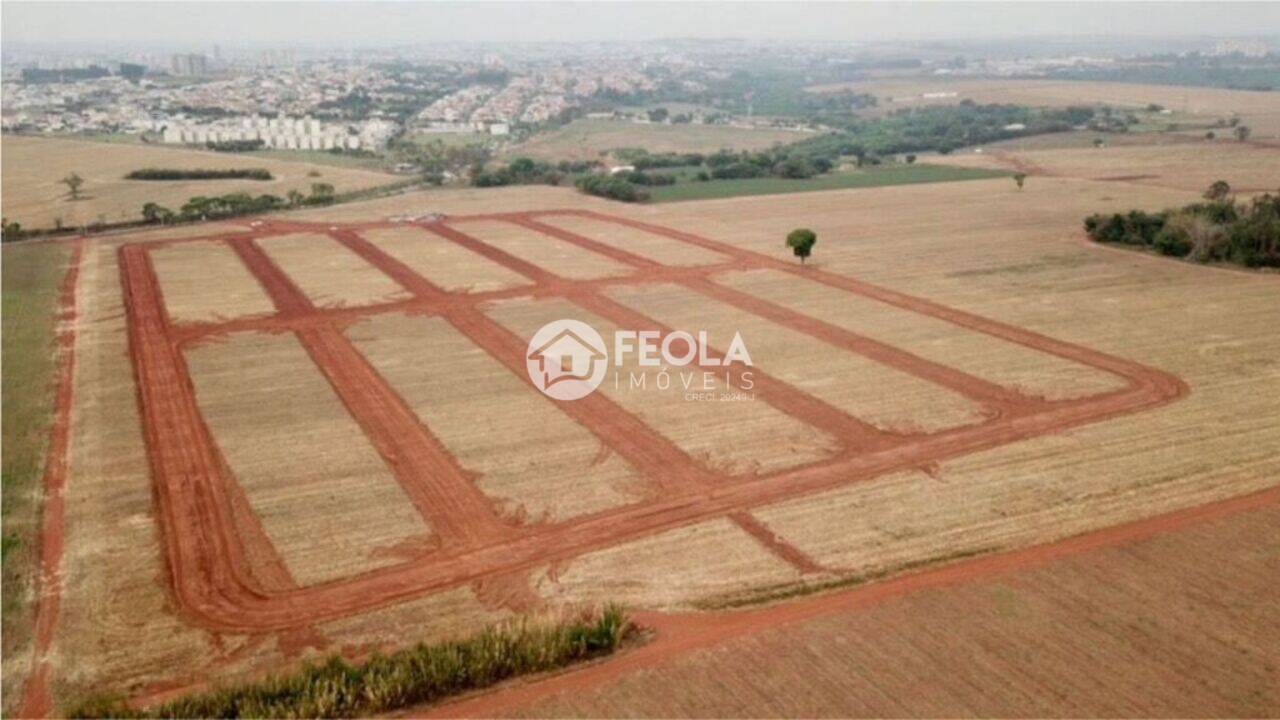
933 140 1280 194
9 141 1280 716
499 499 1280 718
502 118 811 162
0 134 398 229
809 78 1280 137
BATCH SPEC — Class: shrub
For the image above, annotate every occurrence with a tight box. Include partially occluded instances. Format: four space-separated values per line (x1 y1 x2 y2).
623 170 676 186
576 175 649 202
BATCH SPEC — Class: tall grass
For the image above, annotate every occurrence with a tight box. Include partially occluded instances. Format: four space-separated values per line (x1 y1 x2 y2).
69 605 630 718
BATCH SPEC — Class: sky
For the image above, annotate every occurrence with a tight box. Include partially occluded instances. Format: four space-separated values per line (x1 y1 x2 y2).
4 1 1280 48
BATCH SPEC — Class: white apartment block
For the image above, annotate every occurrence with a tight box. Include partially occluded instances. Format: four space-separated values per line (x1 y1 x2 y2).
160 114 386 150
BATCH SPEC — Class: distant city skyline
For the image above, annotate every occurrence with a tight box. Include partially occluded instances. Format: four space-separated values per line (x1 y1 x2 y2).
4 1 1280 49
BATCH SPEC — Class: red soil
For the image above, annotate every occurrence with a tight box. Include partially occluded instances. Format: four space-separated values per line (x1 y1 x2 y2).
111 210 1187 633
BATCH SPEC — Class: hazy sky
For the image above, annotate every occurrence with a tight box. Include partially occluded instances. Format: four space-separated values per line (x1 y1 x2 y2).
4 2 1280 47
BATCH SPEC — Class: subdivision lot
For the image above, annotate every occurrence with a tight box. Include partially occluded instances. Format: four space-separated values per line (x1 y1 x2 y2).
19 172 1280 713
184 330 430 587
0 134 398 230
150 240 277 323
358 226 531 293
104 208 1187 637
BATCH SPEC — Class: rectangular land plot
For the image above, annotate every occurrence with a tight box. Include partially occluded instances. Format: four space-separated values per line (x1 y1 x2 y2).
357 226 531 293
607 282 988 434
485 296 841 477
718 269 1127 401
256 232 410 308
449 219 632 280
150 240 276 324
346 312 644 523
184 331 429 586
533 214 728 267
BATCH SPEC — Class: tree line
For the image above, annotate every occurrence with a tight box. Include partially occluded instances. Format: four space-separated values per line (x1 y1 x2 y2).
1084 181 1279 267
140 183 336 224
125 167 274 181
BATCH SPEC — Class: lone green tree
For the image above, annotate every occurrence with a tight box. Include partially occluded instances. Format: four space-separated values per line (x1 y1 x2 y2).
786 228 817 265
1013 172 1027 190
60 172 85 200
1234 125 1251 142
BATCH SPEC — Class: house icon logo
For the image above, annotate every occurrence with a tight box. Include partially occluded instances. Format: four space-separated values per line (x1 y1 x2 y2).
526 319 608 400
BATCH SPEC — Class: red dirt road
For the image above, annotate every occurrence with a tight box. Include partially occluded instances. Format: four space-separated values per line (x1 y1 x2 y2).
111 210 1188 634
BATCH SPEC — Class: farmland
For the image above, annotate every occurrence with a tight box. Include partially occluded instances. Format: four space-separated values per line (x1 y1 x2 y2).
0 134 399 230
502 118 812 162
644 163 1010 202
932 140 1280 194
809 78 1280 137
0 241 73 709
7 134 1280 717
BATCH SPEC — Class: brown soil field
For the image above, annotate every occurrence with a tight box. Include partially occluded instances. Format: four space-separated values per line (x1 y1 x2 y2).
936 141 1280 195
346 312 644 523
485 295 842 479
810 78 1280 137
357 226 531 293
0 135 398 230
453 492 1280 718
184 330 430 586
449 218 633 280
12 152 1279 716
254 232 412 308
503 118 810 162
149 240 277 323
530 214 728 267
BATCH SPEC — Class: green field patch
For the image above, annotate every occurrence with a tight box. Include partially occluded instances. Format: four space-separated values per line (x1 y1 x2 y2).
646 164 1012 202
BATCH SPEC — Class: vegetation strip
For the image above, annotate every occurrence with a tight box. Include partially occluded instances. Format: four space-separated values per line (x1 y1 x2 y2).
125 168 274 181
1 241 74 715
69 606 631 718
14 240 83 719
646 164 1010 202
